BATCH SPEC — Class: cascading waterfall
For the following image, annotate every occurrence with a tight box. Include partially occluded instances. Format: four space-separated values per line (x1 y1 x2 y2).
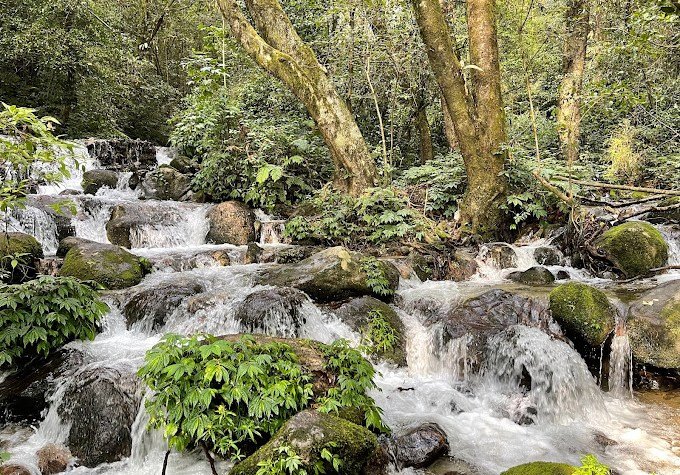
8 206 60 254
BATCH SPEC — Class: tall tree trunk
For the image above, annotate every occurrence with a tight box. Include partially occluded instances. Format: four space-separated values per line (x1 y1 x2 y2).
415 106 434 163
411 0 507 238
557 0 589 164
217 0 377 195
441 94 458 150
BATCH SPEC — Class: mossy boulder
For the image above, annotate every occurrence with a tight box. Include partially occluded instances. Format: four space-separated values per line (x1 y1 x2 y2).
508 266 555 286
594 221 668 277
627 280 680 369
230 410 385 475
81 169 119 195
0 232 44 283
257 247 400 303
59 241 150 289
139 166 191 201
334 296 406 366
549 283 616 346
500 462 576 475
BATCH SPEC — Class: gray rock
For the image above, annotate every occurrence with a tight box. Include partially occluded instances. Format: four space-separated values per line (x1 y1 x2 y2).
534 246 564 266
234 287 308 338
486 243 517 269
391 423 449 469
206 201 256 245
81 169 119 195
139 166 191 201
508 266 555 285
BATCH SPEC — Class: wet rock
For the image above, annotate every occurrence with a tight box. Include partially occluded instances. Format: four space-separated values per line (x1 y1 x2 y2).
500 462 576 475
594 221 668 277
0 464 31 475
445 250 479 282
486 243 517 269
334 297 406 366
81 169 119 195
123 277 205 330
58 189 80 196
25 195 77 241
425 457 480 475
168 155 199 174
556 270 570 280
59 365 143 467
257 247 400 303
244 242 263 264
56 237 96 258
508 266 555 286
207 201 256 245
139 166 191 201
36 443 71 474
233 287 308 338
85 139 156 172
534 246 564 266
275 245 324 264
549 282 615 347
0 349 83 424
59 240 150 289
627 280 680 369
391 422 448 469
230 410 385 475
0 232 43 283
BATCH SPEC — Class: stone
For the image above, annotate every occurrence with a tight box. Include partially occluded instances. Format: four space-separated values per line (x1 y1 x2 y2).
81 169 119 195
646 196 680 222
36 443 70 475
500 462 576 475
391 423 448 469
627 280 680 369
25 195 77 242
549 283 616 347
594 221 668 277
233 287 309 338
139 166 191 201
168 155 198 174
556 270 570 280
275 246 324 264
486 243 517 269
0 465 31 475
206 201 256 245
59 240 150 289
534 246 564 266
56 237 96 258
0 232 44 283
446 250 479 282
508 266 555 286
244 242 263 264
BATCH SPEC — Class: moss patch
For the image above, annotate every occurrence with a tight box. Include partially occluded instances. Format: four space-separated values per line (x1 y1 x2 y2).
549 283 616 346
0 232 44 283
59 242 147 289
594 221 668 277
500 462 577 475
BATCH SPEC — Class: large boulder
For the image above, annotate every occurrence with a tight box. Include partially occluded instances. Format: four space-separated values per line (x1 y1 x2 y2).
168 155 199 174
594 221 668 277
59 240 149 289
206 201 256 245
230 410 385 475
139 166 191 201
389 423 448 469
549 283 615 347
500 462 576 475
257 247 400 303
58 365 143 467
234 287 309 338
36 444 71 475
627 280 680 369
81 169 119 195
0 232 43 283
334 297 406 366
508 266 555 286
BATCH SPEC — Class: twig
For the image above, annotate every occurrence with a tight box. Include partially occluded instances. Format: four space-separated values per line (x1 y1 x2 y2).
552 175 680 196
200 441 218 475
162 450 170 475
532 170 575 205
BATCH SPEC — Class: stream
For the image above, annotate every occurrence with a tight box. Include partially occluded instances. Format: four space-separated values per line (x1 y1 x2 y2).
2 144 679 474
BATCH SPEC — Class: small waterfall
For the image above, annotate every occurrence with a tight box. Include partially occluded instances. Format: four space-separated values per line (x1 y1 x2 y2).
474 242 542 281
8 206 60 253
254 209 288 245
127 204 210 249
38 142 97 195
405 320 472 382
73 197 115 243
155 146 174 166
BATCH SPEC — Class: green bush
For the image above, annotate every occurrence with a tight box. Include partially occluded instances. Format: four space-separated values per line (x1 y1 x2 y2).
0 276 108 367
138 334 385 463
360 310 397 356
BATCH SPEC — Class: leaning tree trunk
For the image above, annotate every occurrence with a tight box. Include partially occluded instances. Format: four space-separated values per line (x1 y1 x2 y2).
556 0 589 164
217 0 377 195
412 0 508 238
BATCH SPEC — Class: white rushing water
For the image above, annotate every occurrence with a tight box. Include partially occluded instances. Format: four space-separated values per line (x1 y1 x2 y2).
2 146 680 475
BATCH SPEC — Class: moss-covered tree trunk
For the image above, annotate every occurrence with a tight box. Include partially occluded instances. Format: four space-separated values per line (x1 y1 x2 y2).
217 0 377 195
412 0 508 238
415 106 434 163
557 0 589 164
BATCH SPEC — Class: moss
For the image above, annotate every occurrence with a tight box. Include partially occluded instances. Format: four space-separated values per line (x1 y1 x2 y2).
0 232 44 283
500 462 577 475
0 232 43 258
549 283 615 346
594 221 668 277
59 244 146 289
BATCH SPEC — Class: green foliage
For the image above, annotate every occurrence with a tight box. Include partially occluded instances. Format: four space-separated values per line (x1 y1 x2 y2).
0 451 9 463
138 334 385 462
573 455 610 475
360 310 397 355
360 257 394 297
255 443 342 475
0 276 108 367
285 187 443 247
604 121 643 185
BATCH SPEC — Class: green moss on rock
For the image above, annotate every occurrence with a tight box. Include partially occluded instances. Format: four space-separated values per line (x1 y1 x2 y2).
549 283 616 346
594 221 668 277
0 232 44 283
500 462 577 475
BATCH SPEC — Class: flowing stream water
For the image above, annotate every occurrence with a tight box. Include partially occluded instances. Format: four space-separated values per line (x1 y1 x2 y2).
2 146 679 474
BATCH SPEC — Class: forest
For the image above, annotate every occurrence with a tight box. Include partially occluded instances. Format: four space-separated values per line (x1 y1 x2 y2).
0 1 679 474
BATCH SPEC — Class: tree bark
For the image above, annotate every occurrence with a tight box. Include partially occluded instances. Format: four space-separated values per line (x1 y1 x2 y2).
415 106 434 163
411 0 508 238
441 94 458 150
556 0 589 164
217 0 377 195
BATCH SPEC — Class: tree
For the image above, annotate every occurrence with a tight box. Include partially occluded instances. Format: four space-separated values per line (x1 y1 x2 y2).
557 0 589 164
217 0 378 195
411 0 508 237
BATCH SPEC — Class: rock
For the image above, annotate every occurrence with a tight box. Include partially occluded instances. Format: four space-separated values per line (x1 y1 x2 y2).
500 462 576 475
58 189 80 196
0 465 31 475
58 365 143 467
81 169 119 195
36 444 70 475
244 242 263 264
206 201 256 245
25 195 77 241
486 243 517 269
627 280 680 369
233 288 309 338
556 270 570 280
275 246 324 264
534 246 564 266
391 423 448 469
508 266 555 286
139 166 191 201
334 297 406 366
594 221 668 277
59 240 149 289
446 250 479 281
549 283 615 347
85 139 156 172
0 232 44 283
56 237 96 258
123 277 205 331
230 410 385 475
257 247 400 303
168 155 198 174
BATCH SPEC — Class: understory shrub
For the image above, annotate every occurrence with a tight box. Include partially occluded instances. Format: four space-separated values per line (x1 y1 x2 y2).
138 334 386 463
0 276 108 366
